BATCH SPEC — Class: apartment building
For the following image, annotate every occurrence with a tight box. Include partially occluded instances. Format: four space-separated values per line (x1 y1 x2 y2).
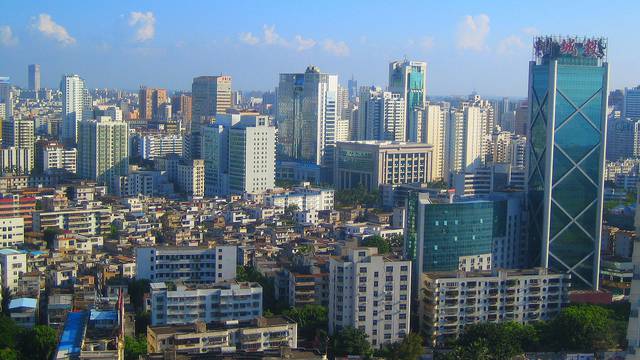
0 217 24 248
150 281 263 326
0 194 36 230
328 247 411 348
419 268 571 346
147 316 297 354
32 204 112 235
265 186 334 211
135 246 237 283
0 249 27 294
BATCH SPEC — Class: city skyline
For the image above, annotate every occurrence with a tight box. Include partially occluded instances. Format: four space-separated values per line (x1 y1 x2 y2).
2 1 639 96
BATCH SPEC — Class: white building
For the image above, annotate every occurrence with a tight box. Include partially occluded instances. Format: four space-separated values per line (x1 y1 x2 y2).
139 133 183 160
0 249 27 294
77 116 129 190
0 217 24 248
42 143 77 174
265 186 334 211
228 116 276 194
419 268 570 346
150 281 263 326
61 74 90 146
33 205 112 235
135 246 237 283
423 104 447 181
0 147 32 175
328 247 411 348
359 88 406 142
177 159 205 197
446 106 483 179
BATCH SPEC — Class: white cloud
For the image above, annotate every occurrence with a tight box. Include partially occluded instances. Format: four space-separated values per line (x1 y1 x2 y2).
239 32 259 45
522 27 539 36
498 35 525 54
128 11 156 42
0 26 18 46
294 35 316 51
420 36 434 51
456 14 490 51
262 25 288 46
33 13 75 45
323 39 350 57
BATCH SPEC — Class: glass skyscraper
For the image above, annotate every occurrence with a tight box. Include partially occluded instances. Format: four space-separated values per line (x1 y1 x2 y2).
389 60 427 142
527 36 608 289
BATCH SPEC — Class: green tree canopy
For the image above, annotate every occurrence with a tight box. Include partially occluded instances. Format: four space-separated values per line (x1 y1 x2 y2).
124 335 147 360
362 235 391 254
331 326 373 358
542 304 617 352
378 333 424 360
282 305 328 340
18 325 57 360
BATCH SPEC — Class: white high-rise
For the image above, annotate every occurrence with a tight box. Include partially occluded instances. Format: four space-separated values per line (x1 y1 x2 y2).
77 116 128 190
328 246 411 349
61 75 88 146
229 116 276 194
423 104 447 181
359 87 406 142
446 106 483 178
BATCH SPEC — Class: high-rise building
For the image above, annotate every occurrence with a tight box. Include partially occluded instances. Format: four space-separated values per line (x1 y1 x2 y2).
446 106 483 177
42 143 77 174
527 36 608 289
0 147 32 175
28 64 40 91
347 76 358 102
276 66 339 169
606 117 636 161
171 93 192 123
624 86 640 120
389 60 427 142
359 88 406 141
0 77 12 120
513 101 528 136
423 104 447 181
328 246 411 349
190 76 232 159
138 87 168 120
60 74 88 146
177 159 205 197
2 118 35 168
77 116 129 190
228 116 276 195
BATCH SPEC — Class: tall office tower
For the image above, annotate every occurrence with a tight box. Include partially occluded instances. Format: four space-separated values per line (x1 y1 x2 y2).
328 246 411 349
446 106 483 177
190 75 232 159
606 117 635 161
513 101 529 136
77 116 129 190
527 36 608 289
229 116 276 194
347 76 358 102
202 115 238 196
359 88 406 141
337 85 350 120
423 104 447 181
171 93 192 123
138 87 168 120
389 60 427 142
277 66 339 168
28 64 40 91
624 86 640 120
0 77 12 120
60 74 87 146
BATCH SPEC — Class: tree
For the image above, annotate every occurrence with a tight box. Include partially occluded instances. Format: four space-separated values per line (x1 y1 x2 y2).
456 322 537 359
282 305 328 340
124 335 147 360
543 304 617 352
362 235 391 254
0 316 19 349
379 333 424 360
43 227 64 249
0 348 18 360
236 266 286 314
128 279 150 313
330 327 373 358
135 311 151 336
17 325 57 360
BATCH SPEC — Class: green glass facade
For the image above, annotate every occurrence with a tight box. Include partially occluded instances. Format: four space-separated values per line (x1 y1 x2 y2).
527 36 608 289
405 194 507 286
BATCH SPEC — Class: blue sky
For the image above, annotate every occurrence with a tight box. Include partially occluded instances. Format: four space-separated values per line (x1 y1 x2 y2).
1 1 638 96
